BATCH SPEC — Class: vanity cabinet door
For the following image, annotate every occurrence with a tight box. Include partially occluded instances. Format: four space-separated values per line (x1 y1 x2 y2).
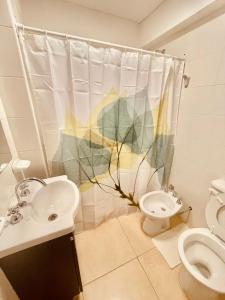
0 233 82 300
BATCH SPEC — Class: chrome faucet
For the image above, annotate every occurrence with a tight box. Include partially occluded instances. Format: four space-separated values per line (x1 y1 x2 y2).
167 184 177 197
165 184 182 205
7 178 47 225
15 177 47 205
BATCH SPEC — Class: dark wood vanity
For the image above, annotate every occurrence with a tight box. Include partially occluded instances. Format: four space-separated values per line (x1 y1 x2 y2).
0 233 82 300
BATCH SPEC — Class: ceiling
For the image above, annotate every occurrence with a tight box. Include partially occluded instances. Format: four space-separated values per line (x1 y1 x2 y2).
66 0 164 23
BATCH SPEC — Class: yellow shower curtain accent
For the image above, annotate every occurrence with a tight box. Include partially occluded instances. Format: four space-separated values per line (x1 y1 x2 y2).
152 94 170 136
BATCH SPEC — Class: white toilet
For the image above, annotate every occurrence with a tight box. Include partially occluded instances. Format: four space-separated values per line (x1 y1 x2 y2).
139 190 182 236
178 179 225 300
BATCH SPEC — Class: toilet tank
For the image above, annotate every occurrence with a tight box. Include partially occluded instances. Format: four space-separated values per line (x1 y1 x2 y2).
211 179 225 193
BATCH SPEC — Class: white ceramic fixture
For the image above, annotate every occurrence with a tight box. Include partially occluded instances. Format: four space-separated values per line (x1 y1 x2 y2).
0 175 80 258
139 190 182 236
31 180 79 223
178 179 225 300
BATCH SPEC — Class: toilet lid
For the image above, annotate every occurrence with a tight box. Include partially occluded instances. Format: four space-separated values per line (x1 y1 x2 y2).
206 193 225 241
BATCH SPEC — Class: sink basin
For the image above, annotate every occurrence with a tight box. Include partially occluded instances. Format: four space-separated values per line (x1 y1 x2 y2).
0 176 81 259
31 179 79 223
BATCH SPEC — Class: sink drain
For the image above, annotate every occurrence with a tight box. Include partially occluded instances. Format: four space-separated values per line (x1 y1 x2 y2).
48 214 58 221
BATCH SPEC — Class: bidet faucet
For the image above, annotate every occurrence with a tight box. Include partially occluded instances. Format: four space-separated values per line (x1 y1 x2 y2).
165 184 177 196
167 184 182 205
15 177 47 205
165 184 182 204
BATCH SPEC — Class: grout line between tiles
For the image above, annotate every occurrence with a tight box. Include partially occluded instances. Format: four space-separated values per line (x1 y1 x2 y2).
137 246 156 258
117 215 156 257
76 216 156 292
7 116 27 119
186 82 225 88
117 216 139 257
117 216 160 299
0 24 14 29
137 255 161 300
0 75 24 79
82 256 137 287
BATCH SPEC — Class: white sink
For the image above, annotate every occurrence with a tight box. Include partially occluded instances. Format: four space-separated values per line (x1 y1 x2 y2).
0 176 80 259
31 179 80 223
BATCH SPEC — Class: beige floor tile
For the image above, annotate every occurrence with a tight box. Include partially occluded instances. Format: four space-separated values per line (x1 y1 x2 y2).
118 212 155 256
83 259 158 300
75 218 136 284
139 248 188 300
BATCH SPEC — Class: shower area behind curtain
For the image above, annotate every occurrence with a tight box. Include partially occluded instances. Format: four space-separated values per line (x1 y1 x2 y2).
19 31 184 231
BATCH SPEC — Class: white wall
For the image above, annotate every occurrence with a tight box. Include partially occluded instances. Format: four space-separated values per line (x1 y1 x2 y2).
0 2 38 298
18 0 225 51
0 0 47 179
0 0 19 216
162 13 225 227
0 97 17 216
19 0 140 47
140 0 225 49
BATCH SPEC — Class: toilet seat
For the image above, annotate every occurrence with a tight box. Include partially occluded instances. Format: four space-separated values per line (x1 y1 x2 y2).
178 180 225 298
206 193 225 242
178 228 225 294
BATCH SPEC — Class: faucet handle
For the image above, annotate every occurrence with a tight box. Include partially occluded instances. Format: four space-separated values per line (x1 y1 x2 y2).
19 188 30 197
7 205 20 216
173 191 178 197
168 184 175 191
19 183 29 190
176 197 182 205
9 213 23 224
18 200 27 208
166 184 179 198
164 184 175 192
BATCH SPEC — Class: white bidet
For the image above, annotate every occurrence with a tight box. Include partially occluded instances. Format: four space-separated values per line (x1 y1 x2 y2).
139 190 182 236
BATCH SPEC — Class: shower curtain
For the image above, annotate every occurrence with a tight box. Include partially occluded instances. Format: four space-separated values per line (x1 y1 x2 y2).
19 31 184 230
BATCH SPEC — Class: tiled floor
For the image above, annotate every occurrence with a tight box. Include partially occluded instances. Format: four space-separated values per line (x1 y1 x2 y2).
75 212 188 300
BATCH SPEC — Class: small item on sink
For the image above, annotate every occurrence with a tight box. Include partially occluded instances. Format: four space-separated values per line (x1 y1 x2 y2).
12 159 31 179
12 159 31 172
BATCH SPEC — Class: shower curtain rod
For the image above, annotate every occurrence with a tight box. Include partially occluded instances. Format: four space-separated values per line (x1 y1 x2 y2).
16 23 185 62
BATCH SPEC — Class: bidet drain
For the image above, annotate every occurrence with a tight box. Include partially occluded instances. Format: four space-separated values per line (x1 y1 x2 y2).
48 214 58 221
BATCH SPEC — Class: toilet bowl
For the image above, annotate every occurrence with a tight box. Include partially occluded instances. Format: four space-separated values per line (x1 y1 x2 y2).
178 179 225 300
178 228 225 300
139 190 182 236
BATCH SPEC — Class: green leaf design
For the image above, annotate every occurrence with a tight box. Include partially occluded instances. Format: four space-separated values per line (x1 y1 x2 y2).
149 134 174 186
97 88 154 154
52 133 111 186
52 87 175 190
